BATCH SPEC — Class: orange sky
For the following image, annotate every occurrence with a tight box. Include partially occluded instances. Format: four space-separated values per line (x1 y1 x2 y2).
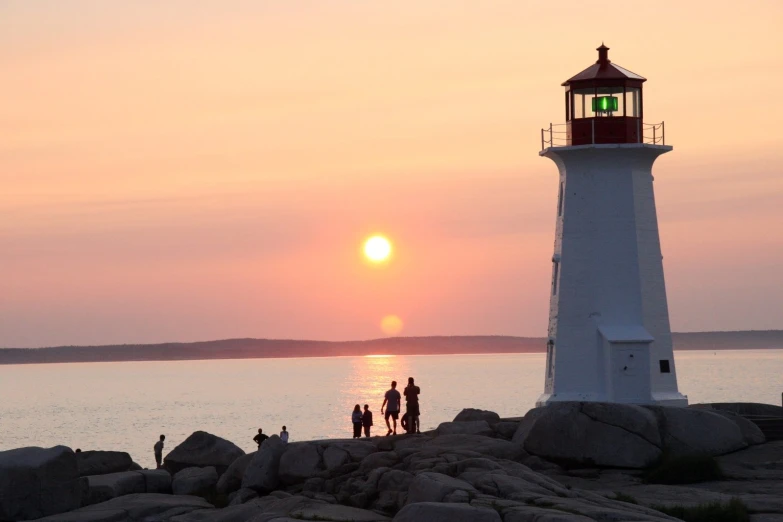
2 1 782 347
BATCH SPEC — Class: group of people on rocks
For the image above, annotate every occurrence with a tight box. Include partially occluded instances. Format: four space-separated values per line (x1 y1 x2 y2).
151 427 289 468
151 378 422 467
352 377 420 438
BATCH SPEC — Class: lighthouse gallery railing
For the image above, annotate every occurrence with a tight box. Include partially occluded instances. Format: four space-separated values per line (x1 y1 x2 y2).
540 121 665 151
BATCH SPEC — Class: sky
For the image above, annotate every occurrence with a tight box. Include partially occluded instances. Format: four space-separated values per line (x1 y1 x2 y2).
2 1 783 348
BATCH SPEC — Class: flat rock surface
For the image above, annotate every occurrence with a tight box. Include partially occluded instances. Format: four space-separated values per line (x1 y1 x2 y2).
76 451 134 477
394 502 502 522
32 493 213 521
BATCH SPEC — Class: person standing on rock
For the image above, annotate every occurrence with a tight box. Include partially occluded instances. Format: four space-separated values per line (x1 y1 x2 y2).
404 377 421 434
280 426 289 443
381 380 401 436
362 404 374 437
154 434 165 469
352 404 363 438
253 428 268 449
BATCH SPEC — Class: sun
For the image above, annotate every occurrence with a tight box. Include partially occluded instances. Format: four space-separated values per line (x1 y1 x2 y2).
363 235 392 262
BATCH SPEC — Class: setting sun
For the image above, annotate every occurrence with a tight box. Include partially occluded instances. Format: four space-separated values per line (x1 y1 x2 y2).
363 236 392 263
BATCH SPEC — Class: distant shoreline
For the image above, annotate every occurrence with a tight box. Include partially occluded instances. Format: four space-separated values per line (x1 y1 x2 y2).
1 331 782 365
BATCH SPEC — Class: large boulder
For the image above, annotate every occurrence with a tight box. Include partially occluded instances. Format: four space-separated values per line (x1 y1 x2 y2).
164 431 244 476
453 408 501 426
0 445 81 521
137 469 172 494
436 420 494 437
518 402 663 468
76 451 134 477
374 470 415 512
701 410 765 446
288 502 391 521
324 441 377 461
644 405 747 456
172 466 219 497
242 435 288 493
406 472 477 504
216 452 254 495
422 434 527 461
85 471 146 505
278 443 323 485
394 502 502 522
32 493 212 522
323 446 350 470
360 451 399 471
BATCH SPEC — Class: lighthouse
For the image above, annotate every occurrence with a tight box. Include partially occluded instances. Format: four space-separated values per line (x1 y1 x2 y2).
537 45 687 407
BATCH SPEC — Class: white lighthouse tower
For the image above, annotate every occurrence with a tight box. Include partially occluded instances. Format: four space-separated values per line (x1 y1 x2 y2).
537 45 687 407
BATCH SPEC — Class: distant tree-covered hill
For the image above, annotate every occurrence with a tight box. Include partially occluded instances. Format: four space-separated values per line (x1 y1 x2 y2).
0 330 781 365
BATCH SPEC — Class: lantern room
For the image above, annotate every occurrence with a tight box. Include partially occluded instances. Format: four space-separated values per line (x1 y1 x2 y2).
563 44 646 145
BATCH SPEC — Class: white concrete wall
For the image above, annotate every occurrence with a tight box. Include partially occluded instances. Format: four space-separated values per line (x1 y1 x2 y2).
537 144 687 407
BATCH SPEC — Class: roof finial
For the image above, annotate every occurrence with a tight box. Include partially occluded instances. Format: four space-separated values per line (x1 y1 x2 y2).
596 43 610 65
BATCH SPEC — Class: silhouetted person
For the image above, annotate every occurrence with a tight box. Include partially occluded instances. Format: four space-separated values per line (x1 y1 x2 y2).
253 428 268 449
154 435 165 469
352 404 363 439
280 426 289 443
404 377 421 434
362 404 373 437
381 381 401 435
75 448 82 453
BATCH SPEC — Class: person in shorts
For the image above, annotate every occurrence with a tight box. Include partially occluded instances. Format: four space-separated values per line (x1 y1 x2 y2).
154 435 165 469
381 381 401 436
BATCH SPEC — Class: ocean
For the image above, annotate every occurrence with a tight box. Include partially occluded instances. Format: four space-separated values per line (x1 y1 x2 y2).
1 349 781 468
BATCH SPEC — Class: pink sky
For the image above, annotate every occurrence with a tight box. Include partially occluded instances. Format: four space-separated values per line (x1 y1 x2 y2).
2 1 783 347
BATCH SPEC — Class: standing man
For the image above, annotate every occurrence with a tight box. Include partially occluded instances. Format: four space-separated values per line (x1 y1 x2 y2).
404 377 421 434
154 435 165 469
362 404 374 437
253 428 268 449
280 426 289 443
381 381 401 436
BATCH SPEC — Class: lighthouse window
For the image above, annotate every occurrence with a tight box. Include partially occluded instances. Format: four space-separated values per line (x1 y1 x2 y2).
659 360 671 373
552 260 559 295
626 88 640 117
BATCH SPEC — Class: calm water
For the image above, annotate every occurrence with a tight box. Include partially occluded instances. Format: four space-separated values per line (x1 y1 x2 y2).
1 350 781 468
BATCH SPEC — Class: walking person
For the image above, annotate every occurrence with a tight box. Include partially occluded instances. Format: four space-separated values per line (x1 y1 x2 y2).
352 404 363 439
154 435 165 469
280 426 289 443
404 377 421 434
253 428 268 449
362 404 373 437
381 381 402 436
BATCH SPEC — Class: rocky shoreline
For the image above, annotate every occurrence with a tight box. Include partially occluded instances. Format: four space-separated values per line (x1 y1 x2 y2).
1 403 782 521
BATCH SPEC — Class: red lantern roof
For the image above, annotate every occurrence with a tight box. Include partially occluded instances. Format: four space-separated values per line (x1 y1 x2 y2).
562 44 646 86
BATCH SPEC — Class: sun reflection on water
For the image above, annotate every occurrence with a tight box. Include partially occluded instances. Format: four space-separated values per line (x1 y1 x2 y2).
332 353 412 437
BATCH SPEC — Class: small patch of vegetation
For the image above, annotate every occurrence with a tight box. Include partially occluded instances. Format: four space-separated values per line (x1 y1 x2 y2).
643 454 723 485
652 498 749 522
612 492 638 504
203 491 229 508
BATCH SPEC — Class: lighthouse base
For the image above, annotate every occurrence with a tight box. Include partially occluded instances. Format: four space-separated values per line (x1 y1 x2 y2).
535 391 688 408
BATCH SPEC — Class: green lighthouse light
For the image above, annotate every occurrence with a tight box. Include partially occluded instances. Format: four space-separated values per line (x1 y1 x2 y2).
592 96 618 112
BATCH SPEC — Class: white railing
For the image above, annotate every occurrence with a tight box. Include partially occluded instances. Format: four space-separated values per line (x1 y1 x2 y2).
540 121 666 151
